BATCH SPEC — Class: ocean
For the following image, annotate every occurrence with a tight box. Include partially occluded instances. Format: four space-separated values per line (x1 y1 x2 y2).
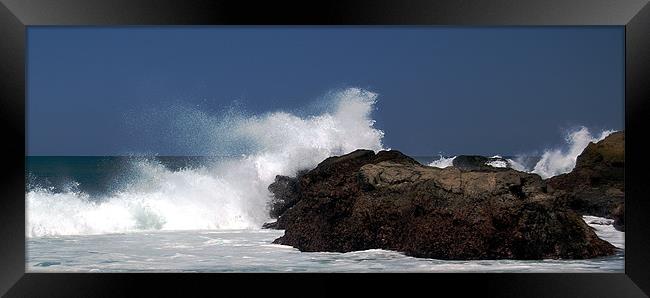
27 222 623 273
26 156 624 273
25 90 622 272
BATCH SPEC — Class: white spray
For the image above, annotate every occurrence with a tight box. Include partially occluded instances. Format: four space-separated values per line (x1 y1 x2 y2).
531 127 614 179
427 127 615 177
428 155 456 168
27 88 385 237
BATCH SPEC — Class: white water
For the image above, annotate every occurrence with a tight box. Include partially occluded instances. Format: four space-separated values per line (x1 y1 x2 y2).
26 88 618 240
27 88 385 237
26 88 624 272
428 155 456 168
427 127 616 176
506 157 530 172
26 215 623 272
486 156 508 168
582 215 624 249
531 127 614 179
427 127 616 178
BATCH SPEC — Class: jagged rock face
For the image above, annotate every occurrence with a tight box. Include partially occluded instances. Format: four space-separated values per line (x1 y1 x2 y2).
271 149 615 260
547 131 625 230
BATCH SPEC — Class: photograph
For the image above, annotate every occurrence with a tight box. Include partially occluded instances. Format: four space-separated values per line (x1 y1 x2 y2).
25 26 626 273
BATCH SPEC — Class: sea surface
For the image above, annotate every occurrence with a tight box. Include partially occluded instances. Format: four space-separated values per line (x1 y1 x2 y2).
25 156 533 195
26 156 623 272
26 216 623 273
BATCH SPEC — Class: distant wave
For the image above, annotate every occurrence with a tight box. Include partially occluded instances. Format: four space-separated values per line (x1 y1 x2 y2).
531 127 614 179
427 127 616 180
27 88 385 237
428 155 456 168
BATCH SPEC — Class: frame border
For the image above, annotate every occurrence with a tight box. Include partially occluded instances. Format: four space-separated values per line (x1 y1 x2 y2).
1 0 649 296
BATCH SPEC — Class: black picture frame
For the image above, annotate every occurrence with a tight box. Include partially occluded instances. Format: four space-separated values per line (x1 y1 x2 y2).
1 0 649 296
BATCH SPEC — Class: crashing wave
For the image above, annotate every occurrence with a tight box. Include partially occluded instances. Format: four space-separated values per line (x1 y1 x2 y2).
530 127 614 179
27 88 385 237
428 155 456 168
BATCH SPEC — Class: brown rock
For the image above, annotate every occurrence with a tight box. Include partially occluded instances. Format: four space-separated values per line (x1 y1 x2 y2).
271 149 615 259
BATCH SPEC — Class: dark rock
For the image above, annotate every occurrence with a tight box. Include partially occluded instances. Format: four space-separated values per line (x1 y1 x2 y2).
453 155 490 171
612 203 625 231
262 221 279 229
267 174 301 219
271 149 615 259
265 169 310 228
547 131 625 231
452 155 511 171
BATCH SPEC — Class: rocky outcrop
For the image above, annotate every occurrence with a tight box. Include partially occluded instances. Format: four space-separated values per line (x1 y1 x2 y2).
452 155 509 171
547 131 625 231
267 170 307 219
270 149 615 260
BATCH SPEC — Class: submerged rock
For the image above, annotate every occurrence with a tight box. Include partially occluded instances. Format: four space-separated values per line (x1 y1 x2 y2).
547 131 625 231
270 149 615 260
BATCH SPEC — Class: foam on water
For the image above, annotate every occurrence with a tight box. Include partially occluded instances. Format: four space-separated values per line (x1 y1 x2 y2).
582 215 624 249
26 215 623 272
27 88 385 237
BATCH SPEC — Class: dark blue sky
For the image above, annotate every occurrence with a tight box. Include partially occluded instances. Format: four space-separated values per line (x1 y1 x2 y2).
27 27 624 156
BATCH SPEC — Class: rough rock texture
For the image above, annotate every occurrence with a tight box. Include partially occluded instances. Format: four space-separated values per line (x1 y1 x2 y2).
271 149 615 259
547 131 625 231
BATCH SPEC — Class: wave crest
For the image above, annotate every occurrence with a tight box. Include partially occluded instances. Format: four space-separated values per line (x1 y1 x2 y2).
27 88 385 237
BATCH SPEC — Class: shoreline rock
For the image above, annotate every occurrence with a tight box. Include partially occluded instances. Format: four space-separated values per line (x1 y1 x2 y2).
269 149 615 260
547 131 625 231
